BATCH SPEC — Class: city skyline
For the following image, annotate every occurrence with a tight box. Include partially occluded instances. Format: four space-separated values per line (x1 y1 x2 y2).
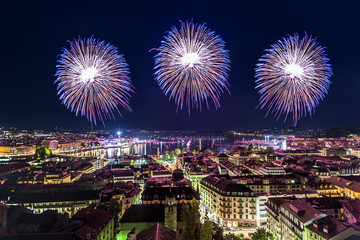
2 0 360 130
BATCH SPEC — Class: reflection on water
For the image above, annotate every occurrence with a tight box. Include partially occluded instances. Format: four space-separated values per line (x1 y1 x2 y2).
72 139 229 158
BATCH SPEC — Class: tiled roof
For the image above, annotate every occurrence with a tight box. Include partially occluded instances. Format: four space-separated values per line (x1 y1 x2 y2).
120 204 183 223
326 176 360 192
281 199 323 224
307 215 349 239
137 223 178 240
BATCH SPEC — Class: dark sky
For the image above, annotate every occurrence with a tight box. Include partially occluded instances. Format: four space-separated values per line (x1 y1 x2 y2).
1 0 360 131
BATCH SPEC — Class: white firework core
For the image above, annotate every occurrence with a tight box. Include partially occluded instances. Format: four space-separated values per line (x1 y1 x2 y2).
81 67 98 83
181 52 199 68
285 63 303 79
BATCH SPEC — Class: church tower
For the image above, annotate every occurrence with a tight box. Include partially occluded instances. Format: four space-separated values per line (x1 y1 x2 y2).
164 192 177 231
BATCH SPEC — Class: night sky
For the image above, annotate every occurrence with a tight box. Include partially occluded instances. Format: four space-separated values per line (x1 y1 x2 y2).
1 0 360 131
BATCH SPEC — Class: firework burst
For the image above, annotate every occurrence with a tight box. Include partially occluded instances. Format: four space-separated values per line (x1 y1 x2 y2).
255 33 332 125
55 37 134 125
153 20 230 112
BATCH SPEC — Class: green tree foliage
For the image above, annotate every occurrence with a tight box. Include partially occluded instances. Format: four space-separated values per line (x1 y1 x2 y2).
192 149 199 154
175 148 182 156
265 147 275 155
34 147 52 159
182 147 188 153
248 144 255 151
169 151 175 160
162 154 169 161
212 222 224 240
200 220 215 240
181 198 201 240
251 229 274 240
224 233 242 240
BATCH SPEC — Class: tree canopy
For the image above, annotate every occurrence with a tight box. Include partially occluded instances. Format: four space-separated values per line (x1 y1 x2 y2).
251 228 274 240
181 198 201 240
200 220 214 240
34 147 52 159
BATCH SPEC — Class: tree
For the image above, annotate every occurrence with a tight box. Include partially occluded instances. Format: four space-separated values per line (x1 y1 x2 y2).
224 233 242 240
181 198 201 240
248 144 255 152
200 220 214 240
192 149 199 154
175 148 182 156
212 222 224 240
169 151 175 160
265 147 275 155
182 147 188 153
34 147 52 160
251 229 274 240
162 154 169 161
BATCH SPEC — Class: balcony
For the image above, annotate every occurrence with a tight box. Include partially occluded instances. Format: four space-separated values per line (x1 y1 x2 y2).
220 209 231 214
220 203 231 208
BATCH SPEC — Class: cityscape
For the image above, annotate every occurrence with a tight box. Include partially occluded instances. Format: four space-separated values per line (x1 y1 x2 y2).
2 0 360 240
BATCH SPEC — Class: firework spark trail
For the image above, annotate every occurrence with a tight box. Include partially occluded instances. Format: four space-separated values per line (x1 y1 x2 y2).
55 37 134 125
255 33 332 125
154 21 230 112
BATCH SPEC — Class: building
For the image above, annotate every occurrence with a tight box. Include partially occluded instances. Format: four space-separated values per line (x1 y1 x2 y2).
235 174 302 193
101 182 141 217
113 169 135 182
326 176 360 199
256 191 320 227
164 193 177 231
343 200 360 225
306 215 360 240
258 165 287 175
118 204 184 240
42 140 59 150
68 208 115 240
200 175 257 228
216 153 230 163
142 184 199 205
132 223 180 240
6 190 101 217
266 198 327 240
